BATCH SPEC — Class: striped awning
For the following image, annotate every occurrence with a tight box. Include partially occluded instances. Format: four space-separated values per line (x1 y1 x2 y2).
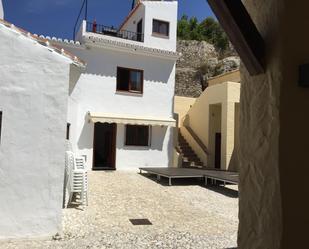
88 112 176 127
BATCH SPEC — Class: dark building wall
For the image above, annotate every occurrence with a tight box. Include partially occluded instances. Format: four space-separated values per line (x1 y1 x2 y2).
238 0 309 248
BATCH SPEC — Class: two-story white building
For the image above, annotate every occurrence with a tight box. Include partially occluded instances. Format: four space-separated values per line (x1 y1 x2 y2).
50 0 179 170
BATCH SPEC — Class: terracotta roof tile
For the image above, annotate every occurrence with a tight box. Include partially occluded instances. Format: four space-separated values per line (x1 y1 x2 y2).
0 19 86 68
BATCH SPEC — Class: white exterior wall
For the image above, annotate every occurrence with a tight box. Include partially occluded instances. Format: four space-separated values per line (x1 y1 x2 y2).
120 1 178 51
121 4 145 36
0 26 71 238
116 124 173 169
80 1 177 52
0 0 3 19
62 45 176 170
143 1 177 51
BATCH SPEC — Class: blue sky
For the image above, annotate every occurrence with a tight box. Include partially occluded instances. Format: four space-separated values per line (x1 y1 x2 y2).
2 0 214 40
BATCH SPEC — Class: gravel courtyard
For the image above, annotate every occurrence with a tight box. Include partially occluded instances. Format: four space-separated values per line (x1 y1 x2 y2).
1 171 238 249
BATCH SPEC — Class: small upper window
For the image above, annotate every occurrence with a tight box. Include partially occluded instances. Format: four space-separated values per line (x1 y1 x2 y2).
117 67 143 94
125 125 150 147
152 19 169 37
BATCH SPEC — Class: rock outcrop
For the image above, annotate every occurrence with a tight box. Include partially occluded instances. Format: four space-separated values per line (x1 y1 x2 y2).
177 40 217 69
175 40 240 98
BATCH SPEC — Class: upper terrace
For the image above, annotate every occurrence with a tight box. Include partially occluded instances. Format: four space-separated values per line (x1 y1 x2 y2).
85 21 144 42
73 0 178 52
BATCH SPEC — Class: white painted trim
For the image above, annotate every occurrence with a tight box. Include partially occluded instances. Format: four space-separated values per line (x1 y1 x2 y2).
83 35 180 60
88 112 176 127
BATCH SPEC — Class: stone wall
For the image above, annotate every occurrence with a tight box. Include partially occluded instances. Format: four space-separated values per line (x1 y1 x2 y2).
175 40 216 97
175 69 202 98
177 40 217 69
175 40 240 98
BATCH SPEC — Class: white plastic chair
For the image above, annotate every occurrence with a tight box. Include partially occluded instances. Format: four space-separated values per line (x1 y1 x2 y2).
72 156 88 206
65 152 88 207
65 139 73 152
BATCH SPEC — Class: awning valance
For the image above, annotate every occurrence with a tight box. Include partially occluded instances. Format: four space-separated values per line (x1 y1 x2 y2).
88 112 176 127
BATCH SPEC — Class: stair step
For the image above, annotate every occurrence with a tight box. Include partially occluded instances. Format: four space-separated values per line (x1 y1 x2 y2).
182 153 200 158
178 141 189 146
178 145 193 150
182 157 202 163
179 143 190 147
178 138 188 142
177 130 204 168
179 150 196 155
178 145 194 150
182 165 204 169
182 161 203 167
182 160 203 165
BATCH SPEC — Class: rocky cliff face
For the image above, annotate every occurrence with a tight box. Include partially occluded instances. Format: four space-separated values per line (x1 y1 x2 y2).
175 40 240 98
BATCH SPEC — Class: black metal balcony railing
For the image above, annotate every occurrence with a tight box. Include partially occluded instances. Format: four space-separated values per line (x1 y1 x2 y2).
86 22 144 42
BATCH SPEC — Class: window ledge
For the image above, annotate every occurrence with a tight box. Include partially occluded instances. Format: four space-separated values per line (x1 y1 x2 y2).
124 145 151 149
115 91 143 97
152 32 169 39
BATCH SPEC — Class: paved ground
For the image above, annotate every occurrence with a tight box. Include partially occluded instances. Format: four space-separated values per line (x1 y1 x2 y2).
1 171 238 249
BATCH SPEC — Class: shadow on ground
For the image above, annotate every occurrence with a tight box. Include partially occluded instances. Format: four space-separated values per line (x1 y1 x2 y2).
206 185 239 198
66 203 84 210
140 173 205 186
140 173 238 198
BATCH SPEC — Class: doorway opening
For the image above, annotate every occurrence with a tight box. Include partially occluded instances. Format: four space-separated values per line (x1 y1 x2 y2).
209 104 222 169
136 19 143 42
215 132 222 169
93 123 117 170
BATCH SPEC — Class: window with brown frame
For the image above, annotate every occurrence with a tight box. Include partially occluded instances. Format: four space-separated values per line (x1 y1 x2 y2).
117 67 143 94
152 19 169 37
125 125 150 147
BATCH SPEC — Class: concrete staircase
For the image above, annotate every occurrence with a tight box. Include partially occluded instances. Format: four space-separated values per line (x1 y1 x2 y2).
177 132 204 168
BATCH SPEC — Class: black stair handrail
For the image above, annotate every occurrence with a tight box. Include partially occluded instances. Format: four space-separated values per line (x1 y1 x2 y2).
183 126 210 156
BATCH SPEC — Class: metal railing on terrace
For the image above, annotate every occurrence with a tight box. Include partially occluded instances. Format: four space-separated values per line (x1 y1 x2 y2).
86 22 144 42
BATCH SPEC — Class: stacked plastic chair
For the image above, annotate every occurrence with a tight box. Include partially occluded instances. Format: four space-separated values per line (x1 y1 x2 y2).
72 156 88 206
65 149 88 208
65 139 73 152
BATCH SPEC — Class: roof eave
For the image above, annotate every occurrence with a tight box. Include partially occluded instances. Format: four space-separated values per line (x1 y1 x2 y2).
83 35 180 60
0 19 86 68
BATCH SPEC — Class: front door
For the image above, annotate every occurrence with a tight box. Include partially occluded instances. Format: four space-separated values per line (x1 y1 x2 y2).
136 19 143 42
214 132 221 169
93 123 117 170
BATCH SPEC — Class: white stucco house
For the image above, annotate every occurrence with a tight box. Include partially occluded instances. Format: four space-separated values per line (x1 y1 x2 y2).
0 0 3 19
49 0 179 170
0 19 85 239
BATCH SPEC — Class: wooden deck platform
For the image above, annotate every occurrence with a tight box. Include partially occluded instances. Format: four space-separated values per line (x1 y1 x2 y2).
139 167 239 186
